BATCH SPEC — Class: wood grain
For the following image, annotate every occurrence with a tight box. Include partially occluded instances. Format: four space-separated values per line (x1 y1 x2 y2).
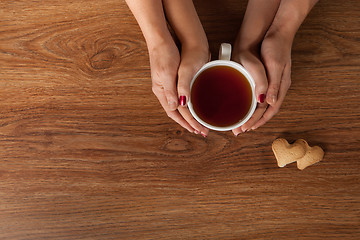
0 0 359 239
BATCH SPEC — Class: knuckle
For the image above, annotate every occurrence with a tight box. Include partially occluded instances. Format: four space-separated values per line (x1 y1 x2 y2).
152 85 162 95
166 111 175 119
269 83 280 92
164 89 177 100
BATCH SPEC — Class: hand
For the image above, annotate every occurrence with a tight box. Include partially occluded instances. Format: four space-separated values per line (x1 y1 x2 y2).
231 49 269 135
256 28 292 129
231 28 292 135
177 45 210 136
149 40 209 136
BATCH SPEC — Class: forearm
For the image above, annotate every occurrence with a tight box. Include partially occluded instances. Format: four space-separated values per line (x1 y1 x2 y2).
162 0 208 51
267 0 319 42
125 0 173 51
236 0 281 52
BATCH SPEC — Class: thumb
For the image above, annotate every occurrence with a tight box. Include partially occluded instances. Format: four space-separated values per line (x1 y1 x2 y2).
177 67 195 107
241 57 268 104
162 74 179 111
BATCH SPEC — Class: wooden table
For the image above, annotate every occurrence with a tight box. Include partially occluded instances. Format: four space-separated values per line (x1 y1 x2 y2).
1 0 359 239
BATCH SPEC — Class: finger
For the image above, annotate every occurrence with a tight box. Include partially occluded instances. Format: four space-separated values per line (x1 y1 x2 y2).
231 54 268 136
161 72 179 111
152 85 194 133
251 63 291 130
264 60 284 106
177 68 193 107
167 110 195 133
232 126 243 136
232 102 268 136
177 57 208 136
241 102 268 132
239 55 268 104
177 57 206 107
178 106 209 137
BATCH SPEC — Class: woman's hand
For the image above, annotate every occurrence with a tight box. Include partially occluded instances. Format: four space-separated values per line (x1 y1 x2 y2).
256 28 292 129
126 0 209 136
231 0 318 135
231 28 292 135
231 48 269 135
149 40 209 136
177 45 210 137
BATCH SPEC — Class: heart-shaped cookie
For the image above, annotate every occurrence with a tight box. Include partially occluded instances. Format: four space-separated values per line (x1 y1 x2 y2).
272 138 324 170
296 140 324 170
272 138 306 167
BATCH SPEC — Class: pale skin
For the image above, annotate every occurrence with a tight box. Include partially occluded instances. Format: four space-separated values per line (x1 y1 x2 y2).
125 0 318 136
232 0 319 136
125 0 210 137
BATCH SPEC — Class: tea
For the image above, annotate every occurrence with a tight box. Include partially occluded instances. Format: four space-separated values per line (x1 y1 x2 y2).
190 65 252 127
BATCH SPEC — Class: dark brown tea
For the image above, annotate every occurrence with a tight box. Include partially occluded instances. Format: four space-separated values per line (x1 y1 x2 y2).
190 65 252 127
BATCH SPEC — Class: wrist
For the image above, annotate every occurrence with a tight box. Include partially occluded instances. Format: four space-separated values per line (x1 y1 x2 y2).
181 39 209 54
265 23 295 49
268 0 318 42
268 12 301 42
145 29 174 53
233 31 262 58
234 37 261 56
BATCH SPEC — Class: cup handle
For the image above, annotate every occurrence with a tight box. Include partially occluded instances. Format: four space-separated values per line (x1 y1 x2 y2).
219 43 232 61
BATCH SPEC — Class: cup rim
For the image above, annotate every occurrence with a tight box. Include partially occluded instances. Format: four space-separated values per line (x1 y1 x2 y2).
188 60 257 131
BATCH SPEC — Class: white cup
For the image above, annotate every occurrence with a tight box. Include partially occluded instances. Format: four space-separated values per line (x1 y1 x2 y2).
188 43 256 131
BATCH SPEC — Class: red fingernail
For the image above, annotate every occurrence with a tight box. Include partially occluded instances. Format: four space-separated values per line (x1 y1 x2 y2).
259 94 266 103
201 132 207 138
179 96 186 106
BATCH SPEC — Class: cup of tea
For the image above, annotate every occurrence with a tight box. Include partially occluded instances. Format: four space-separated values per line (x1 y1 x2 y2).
188 43 256 131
